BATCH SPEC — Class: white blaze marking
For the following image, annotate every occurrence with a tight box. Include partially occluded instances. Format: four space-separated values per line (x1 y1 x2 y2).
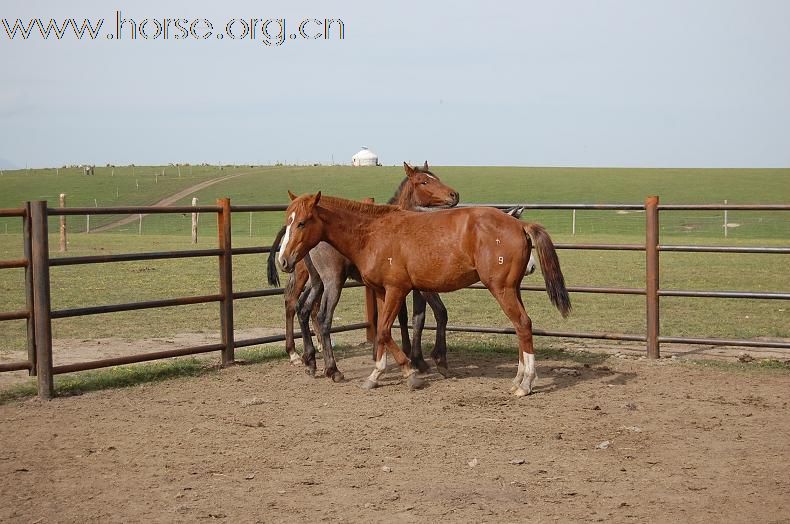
278 212 296 266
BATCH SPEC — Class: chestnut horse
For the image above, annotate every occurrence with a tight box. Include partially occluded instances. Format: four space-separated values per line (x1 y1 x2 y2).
278 193 571 396
268 162 459 380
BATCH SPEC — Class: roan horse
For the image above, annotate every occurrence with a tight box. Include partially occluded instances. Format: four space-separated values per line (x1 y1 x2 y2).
278 193 571 396
267 162 460 381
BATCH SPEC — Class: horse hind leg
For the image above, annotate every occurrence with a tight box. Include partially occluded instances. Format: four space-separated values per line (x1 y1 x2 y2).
487 285 537 396
422 291 449 377
408 292 431 374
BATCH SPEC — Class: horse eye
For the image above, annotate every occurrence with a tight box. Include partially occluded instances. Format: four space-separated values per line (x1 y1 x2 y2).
297 221 305 229
421 181 429 185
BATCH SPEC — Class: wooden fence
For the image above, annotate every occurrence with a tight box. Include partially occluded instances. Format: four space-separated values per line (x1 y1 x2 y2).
1 197 788 399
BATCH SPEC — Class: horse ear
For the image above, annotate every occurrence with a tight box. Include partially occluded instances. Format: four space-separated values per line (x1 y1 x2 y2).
288 190 298 201
403 162 414 175
423 161 429 170
311 191 321 207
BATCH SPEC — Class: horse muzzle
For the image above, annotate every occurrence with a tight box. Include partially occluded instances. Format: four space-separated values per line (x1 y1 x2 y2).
278 253 296 273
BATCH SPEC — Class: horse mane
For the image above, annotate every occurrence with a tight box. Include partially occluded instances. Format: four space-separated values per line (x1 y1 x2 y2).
387 165 436 207
387 178 410 205
317 195 400 218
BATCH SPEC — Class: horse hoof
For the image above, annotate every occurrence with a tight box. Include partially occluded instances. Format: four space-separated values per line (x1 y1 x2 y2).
288 355 301 366
514 387 531 397
305 368 316 378
407 374 426 391
359 379 377 390
413 359 430 374
331 371 345 383
435 364 450 378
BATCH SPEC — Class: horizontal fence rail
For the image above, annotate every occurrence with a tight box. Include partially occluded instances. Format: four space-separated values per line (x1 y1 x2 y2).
0 196 788 400
0 199 371 399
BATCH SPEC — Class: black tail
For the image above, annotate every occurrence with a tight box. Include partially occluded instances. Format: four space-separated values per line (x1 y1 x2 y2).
524 223 572 318
267 225 287 287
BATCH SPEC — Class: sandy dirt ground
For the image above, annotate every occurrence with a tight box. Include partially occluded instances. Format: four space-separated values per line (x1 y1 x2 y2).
1 343 789 523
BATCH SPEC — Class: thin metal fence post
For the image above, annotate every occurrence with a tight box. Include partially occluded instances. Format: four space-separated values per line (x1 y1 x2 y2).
23 202 37 376
30 201 54 398
217 198 235 365
645 196 660 359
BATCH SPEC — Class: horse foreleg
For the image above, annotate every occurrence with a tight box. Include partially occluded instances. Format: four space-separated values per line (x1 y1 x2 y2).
397 298 413 361
487 285 536 396
310 298 323 353
378 299 410 362
408 292 430 374
316 280 344 382
422 291 449 377
284 268 308 365
361 288 425 391
297 276 323 377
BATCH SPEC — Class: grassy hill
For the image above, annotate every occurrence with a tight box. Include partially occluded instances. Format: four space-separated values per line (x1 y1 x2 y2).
2 165 787 240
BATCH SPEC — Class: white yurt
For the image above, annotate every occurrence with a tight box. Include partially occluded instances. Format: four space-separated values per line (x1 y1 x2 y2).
351 147 379 167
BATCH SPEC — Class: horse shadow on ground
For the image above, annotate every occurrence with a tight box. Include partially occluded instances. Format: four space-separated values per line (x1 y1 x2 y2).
341 344 638 395
432 349 637 395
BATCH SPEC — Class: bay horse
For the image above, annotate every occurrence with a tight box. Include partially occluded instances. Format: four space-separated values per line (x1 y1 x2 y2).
278 192 571 396
267 162 459 381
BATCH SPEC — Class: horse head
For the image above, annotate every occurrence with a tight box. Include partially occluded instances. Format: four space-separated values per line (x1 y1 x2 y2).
403 161 459 209
278 191 324 273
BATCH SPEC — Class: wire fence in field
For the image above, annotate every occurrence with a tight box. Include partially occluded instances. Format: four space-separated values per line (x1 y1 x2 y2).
499 208 790 240
0 205 788 244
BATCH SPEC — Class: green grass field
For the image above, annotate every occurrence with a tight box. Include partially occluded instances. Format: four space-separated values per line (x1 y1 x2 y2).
2 165 789 239
1 165 788 367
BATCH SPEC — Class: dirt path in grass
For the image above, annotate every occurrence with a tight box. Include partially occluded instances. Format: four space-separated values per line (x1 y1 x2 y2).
1 344 789 523
90 171 252 233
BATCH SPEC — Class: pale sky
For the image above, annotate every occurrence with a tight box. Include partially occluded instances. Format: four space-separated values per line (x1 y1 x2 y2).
1 0 789 168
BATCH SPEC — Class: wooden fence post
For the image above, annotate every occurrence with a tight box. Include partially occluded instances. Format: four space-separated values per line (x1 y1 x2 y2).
59 193 67 252
23 202 37 376
217 198 235 366
191 198 199 244
30 201 54 398
645 196 660 359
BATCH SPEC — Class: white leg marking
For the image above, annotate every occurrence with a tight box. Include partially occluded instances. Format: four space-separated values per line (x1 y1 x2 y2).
510 357 526 393
277 212 296 267
367 352 387 383
289 352 301 365
516 353 537 396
